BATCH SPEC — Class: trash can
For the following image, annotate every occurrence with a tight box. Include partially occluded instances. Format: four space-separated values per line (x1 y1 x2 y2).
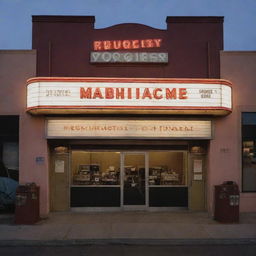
15 183 40 224
214 181 239 223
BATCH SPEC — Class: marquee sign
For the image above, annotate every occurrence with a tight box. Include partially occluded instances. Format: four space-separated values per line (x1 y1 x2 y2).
46 119 212 139
91 38 168 63
26 77 232 115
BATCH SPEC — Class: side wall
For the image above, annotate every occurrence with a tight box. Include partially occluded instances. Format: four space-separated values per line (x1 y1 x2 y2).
0 50 49 216
208 51 256 213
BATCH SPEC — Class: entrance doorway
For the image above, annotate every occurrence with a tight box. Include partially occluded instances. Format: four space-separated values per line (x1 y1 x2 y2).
122 153 147 209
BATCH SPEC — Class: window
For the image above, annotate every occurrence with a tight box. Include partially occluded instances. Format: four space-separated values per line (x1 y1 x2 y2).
1 142 19 181
242 113 256 192
0 116 19 181
3 142 19 171
148 151 187 186
71 151 120 185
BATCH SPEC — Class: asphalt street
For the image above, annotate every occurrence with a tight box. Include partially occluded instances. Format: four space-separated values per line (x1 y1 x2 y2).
0 244 256 256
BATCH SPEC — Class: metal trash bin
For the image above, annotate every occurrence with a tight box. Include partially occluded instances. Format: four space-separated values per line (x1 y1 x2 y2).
214 181 239 223
15 183 40 224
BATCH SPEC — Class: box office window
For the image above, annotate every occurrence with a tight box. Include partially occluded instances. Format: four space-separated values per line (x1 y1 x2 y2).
71 151 120 186
242 113 256 192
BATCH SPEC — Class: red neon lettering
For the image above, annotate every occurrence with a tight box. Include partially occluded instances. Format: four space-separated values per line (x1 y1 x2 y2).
132 40 139 49
166 88 177 99
103 41 111 50
93 41 102 51
153 88 163 99
146 39 154 48
140 40 146 48
93 88 103 99
153 39 162 47
128 88 132 99
116 88 125 99
93 39 162 51
80 87 92 99
142 88 152 99
179 88 187 99
136 88 140 99
113 40 122 49
123 40 131 49
105 88 114 99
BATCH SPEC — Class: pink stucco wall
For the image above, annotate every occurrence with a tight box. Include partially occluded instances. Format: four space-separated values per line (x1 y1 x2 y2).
208 51 256 214
0 50 49 216
19 115 49 216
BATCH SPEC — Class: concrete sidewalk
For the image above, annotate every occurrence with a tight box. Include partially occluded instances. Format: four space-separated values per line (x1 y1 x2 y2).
0 211 256 245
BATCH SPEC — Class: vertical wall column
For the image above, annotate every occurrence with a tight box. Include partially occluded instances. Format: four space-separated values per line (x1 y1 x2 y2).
19 113 49 216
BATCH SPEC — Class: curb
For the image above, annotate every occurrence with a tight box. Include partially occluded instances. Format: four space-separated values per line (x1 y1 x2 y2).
0 238 256 247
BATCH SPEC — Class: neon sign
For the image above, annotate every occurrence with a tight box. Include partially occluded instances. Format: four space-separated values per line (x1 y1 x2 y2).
93 39 162 51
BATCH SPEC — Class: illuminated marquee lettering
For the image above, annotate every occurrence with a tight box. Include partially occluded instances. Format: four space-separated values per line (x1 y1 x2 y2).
80 87 187 100
93 39 162 51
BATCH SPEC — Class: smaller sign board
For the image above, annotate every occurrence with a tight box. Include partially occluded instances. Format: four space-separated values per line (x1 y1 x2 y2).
55 160 65 173
193 159 203 173
46 119 212 140
35 156 45 165
193 174 203 181
90 52 168 63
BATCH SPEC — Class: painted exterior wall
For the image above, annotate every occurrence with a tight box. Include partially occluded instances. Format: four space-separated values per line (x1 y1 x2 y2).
32 16 223 78
207 51 256 213
0 50 50 216
0 51 35 114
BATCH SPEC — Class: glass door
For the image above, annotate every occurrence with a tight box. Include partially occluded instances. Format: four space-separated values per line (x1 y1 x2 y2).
121 153 147 209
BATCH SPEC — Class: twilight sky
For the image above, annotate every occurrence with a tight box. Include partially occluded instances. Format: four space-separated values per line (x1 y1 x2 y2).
0 0 255 50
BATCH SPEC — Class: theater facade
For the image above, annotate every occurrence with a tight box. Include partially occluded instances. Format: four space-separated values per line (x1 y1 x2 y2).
1 16 255 216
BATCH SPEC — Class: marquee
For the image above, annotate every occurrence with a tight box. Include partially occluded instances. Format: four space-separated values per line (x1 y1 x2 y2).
27 77 232 115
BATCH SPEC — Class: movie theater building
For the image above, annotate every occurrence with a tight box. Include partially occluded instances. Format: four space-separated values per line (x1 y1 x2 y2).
0 16 255 216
